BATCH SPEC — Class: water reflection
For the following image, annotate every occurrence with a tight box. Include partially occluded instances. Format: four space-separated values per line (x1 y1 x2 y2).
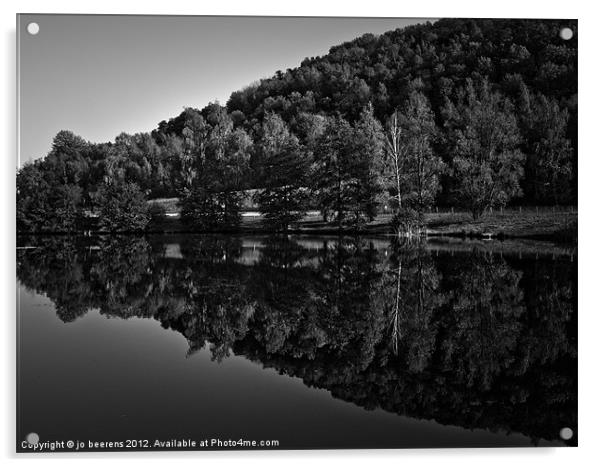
17 235 577 447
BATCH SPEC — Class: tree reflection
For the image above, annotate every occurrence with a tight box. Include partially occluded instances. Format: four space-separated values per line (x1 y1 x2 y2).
384 239 447 373
437 252 525 390
17 234 577 445
17 237 91 322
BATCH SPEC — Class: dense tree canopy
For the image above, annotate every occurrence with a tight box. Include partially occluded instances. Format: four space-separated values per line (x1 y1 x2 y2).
96 182 150 232
178 106 253 230
311 106 385 228
443 79 525 219
253 113 310 230
17 18 577 232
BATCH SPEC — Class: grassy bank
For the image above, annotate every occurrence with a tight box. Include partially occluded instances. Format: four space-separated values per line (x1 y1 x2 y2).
423 208 577 242
144 204 576 243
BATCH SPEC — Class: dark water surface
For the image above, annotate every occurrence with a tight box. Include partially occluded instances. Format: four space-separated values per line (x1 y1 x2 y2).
16 235 577 451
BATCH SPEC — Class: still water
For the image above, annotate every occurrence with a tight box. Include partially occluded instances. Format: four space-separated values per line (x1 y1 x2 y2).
17 235 577 451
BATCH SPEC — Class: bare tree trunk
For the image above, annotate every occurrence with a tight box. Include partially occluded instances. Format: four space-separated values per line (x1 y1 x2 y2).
391 260 402 355
386 113 404 218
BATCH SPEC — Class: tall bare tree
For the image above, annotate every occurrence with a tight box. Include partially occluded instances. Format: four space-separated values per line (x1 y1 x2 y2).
385 91 444 232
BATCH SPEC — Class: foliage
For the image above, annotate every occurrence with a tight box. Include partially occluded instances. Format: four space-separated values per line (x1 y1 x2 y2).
17 131 90 232
17 160 84 232
97 182 150 232
16 19 577 233
17 162 50 231
384 90 444 232
311 115 352 224
523 94 574 204
178 108 252 230
443 80 525 219
49 184 84 231
226 18 576 206
311 106 385 229
180 186 243 231
347 105 386 224
254 113 310 230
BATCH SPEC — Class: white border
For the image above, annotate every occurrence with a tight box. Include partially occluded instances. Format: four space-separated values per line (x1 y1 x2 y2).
3 1 599 466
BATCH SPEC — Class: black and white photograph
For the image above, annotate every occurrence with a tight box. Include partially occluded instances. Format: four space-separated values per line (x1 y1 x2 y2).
14 12 578 453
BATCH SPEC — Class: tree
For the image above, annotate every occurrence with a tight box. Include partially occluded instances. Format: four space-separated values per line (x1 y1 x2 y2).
15 19 579 235
524 94 573 204
347 105 385 224
443 80 525 219
45 130 90 186
17 162 50 231
102 133 151 191
161 134 184 196
312 115 352 225
17 160 84 232
312 108 385 229
179 186 224 230
97 182 150 232
225 19 576 206
48 184 84 231
179 107 252 230
254 113 310 231
384 240 444 371
179 109 209 190
295 112 327 148
384 92 444 232
210 126 252 227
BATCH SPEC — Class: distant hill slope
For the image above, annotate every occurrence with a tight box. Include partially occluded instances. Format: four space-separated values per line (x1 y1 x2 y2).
225 18 576 132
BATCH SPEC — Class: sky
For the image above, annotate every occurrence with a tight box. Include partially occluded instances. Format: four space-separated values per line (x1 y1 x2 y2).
18 14 429 164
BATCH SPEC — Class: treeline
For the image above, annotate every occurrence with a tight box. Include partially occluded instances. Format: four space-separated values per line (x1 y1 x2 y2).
17 18 577 233
17 236 577 444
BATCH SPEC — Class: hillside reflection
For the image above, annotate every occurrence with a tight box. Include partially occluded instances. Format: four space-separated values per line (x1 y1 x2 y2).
17 235 577 446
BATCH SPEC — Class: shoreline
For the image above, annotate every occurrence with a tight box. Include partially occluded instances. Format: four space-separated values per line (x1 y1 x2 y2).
17 209 577 244
16 230 577 261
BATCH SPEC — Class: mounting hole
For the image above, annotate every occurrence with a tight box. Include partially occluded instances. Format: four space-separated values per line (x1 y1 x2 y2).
559 427 573 440
27 22 40 35
559 27 573 40
25 432 40 445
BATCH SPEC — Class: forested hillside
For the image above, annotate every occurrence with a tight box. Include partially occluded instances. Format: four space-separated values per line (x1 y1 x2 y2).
17 18 577 233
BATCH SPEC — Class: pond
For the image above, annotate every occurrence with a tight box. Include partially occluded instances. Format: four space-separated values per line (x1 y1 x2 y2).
16 235 577 451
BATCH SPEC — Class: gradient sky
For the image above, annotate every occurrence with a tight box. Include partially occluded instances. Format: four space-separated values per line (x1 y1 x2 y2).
18 15 429 164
